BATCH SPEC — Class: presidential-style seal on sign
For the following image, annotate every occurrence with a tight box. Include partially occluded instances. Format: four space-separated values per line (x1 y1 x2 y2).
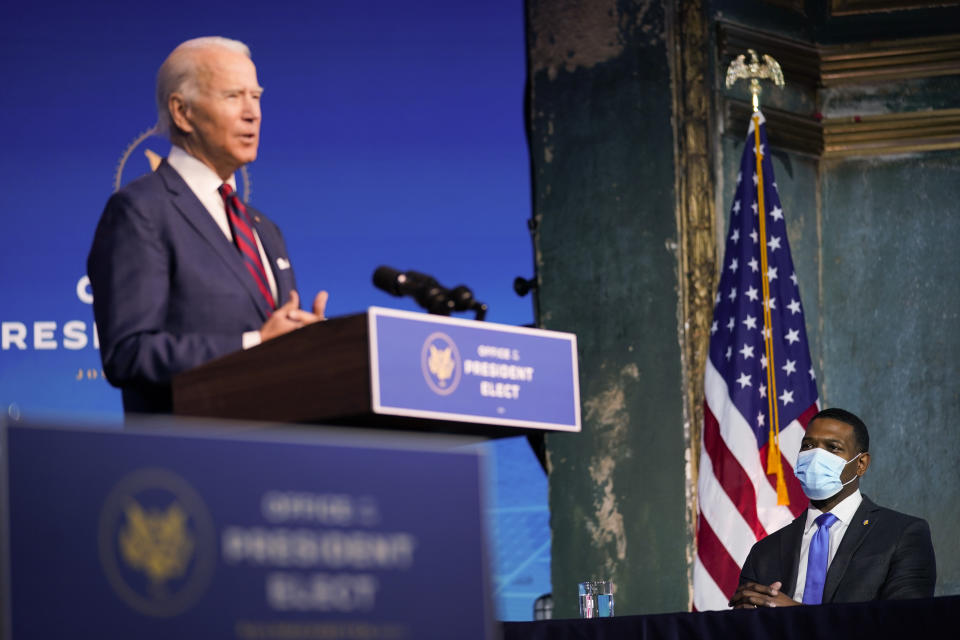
114 127 252 201
420 331 462 396
98 467 217 617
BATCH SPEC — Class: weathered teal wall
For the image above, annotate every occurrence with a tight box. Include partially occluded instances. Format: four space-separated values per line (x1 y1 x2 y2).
819 152 960 595
527 0 689 617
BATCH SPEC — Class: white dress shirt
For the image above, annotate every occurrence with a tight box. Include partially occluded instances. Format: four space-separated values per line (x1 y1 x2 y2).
166 146 277 348
792 489 863 601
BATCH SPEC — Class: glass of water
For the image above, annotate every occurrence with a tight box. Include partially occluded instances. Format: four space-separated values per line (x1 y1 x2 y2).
578 580 614 618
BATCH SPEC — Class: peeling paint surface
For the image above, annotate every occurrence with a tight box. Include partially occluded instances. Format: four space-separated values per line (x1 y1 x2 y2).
528 0 653 80
586 457 627 567
581 364 640 570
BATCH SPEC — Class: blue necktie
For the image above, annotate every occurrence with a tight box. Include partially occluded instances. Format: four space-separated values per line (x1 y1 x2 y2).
802 512 839 604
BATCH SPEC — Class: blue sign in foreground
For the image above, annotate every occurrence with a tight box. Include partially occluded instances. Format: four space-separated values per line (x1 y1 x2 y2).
2 420 494 639
368 307 580 432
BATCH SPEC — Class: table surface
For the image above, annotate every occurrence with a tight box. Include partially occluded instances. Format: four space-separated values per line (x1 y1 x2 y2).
501 595 960 640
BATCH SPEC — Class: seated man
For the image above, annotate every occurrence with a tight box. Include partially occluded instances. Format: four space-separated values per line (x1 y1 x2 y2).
730 408 936 608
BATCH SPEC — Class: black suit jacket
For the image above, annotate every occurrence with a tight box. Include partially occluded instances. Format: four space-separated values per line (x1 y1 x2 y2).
87 161 297 413
739 496 936 602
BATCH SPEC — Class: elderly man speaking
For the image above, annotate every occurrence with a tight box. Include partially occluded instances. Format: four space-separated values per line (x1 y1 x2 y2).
88 37 327 413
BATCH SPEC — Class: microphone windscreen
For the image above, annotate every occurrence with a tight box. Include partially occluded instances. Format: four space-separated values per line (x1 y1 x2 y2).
372 265 403 296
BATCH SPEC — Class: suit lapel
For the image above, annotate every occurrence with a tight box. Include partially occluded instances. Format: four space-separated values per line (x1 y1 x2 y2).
157 162 272 320
822 496 879 602
780 514 807 597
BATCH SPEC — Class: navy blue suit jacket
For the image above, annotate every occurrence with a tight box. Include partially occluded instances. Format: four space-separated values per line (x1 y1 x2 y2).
87 161 297 413
738 495 936 603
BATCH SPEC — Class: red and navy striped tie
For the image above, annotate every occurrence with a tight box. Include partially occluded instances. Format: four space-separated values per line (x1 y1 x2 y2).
219 183 277 311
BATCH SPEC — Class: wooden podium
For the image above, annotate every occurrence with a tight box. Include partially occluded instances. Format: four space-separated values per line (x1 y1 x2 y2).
172 309 581 438
173 312 374 424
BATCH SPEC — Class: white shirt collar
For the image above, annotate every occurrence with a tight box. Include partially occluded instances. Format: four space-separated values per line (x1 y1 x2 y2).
804 488 863 532
167 145 236 196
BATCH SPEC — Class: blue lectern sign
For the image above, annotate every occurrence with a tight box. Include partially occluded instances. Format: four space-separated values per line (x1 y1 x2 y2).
368 307 581 432
2 420 494 639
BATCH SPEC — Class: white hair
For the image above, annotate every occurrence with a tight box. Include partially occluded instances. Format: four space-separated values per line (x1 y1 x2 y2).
154 36 252 138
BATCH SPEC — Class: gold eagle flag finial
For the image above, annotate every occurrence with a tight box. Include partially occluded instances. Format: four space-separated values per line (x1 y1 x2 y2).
725 48 784 112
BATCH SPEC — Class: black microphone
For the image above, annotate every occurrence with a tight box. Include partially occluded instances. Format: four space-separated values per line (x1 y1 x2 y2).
372 265 411 296
373 266 454 315
449 285 487 321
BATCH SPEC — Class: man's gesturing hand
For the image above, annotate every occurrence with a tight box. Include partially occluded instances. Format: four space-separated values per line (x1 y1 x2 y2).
312 290 328 320
729 581 800 609
260 290 327 342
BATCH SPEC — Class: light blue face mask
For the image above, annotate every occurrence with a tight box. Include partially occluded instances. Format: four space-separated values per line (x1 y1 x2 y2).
794 448 864 500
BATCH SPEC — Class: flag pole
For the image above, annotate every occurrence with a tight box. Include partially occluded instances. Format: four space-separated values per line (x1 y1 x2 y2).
725 50 790 505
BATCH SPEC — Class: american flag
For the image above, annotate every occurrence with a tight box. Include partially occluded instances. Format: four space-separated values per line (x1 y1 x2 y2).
693 112 819 611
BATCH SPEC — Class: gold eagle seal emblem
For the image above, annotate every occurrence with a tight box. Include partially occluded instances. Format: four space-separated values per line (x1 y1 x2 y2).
98 468 216 617
119 500 195 591
420 331 462 396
